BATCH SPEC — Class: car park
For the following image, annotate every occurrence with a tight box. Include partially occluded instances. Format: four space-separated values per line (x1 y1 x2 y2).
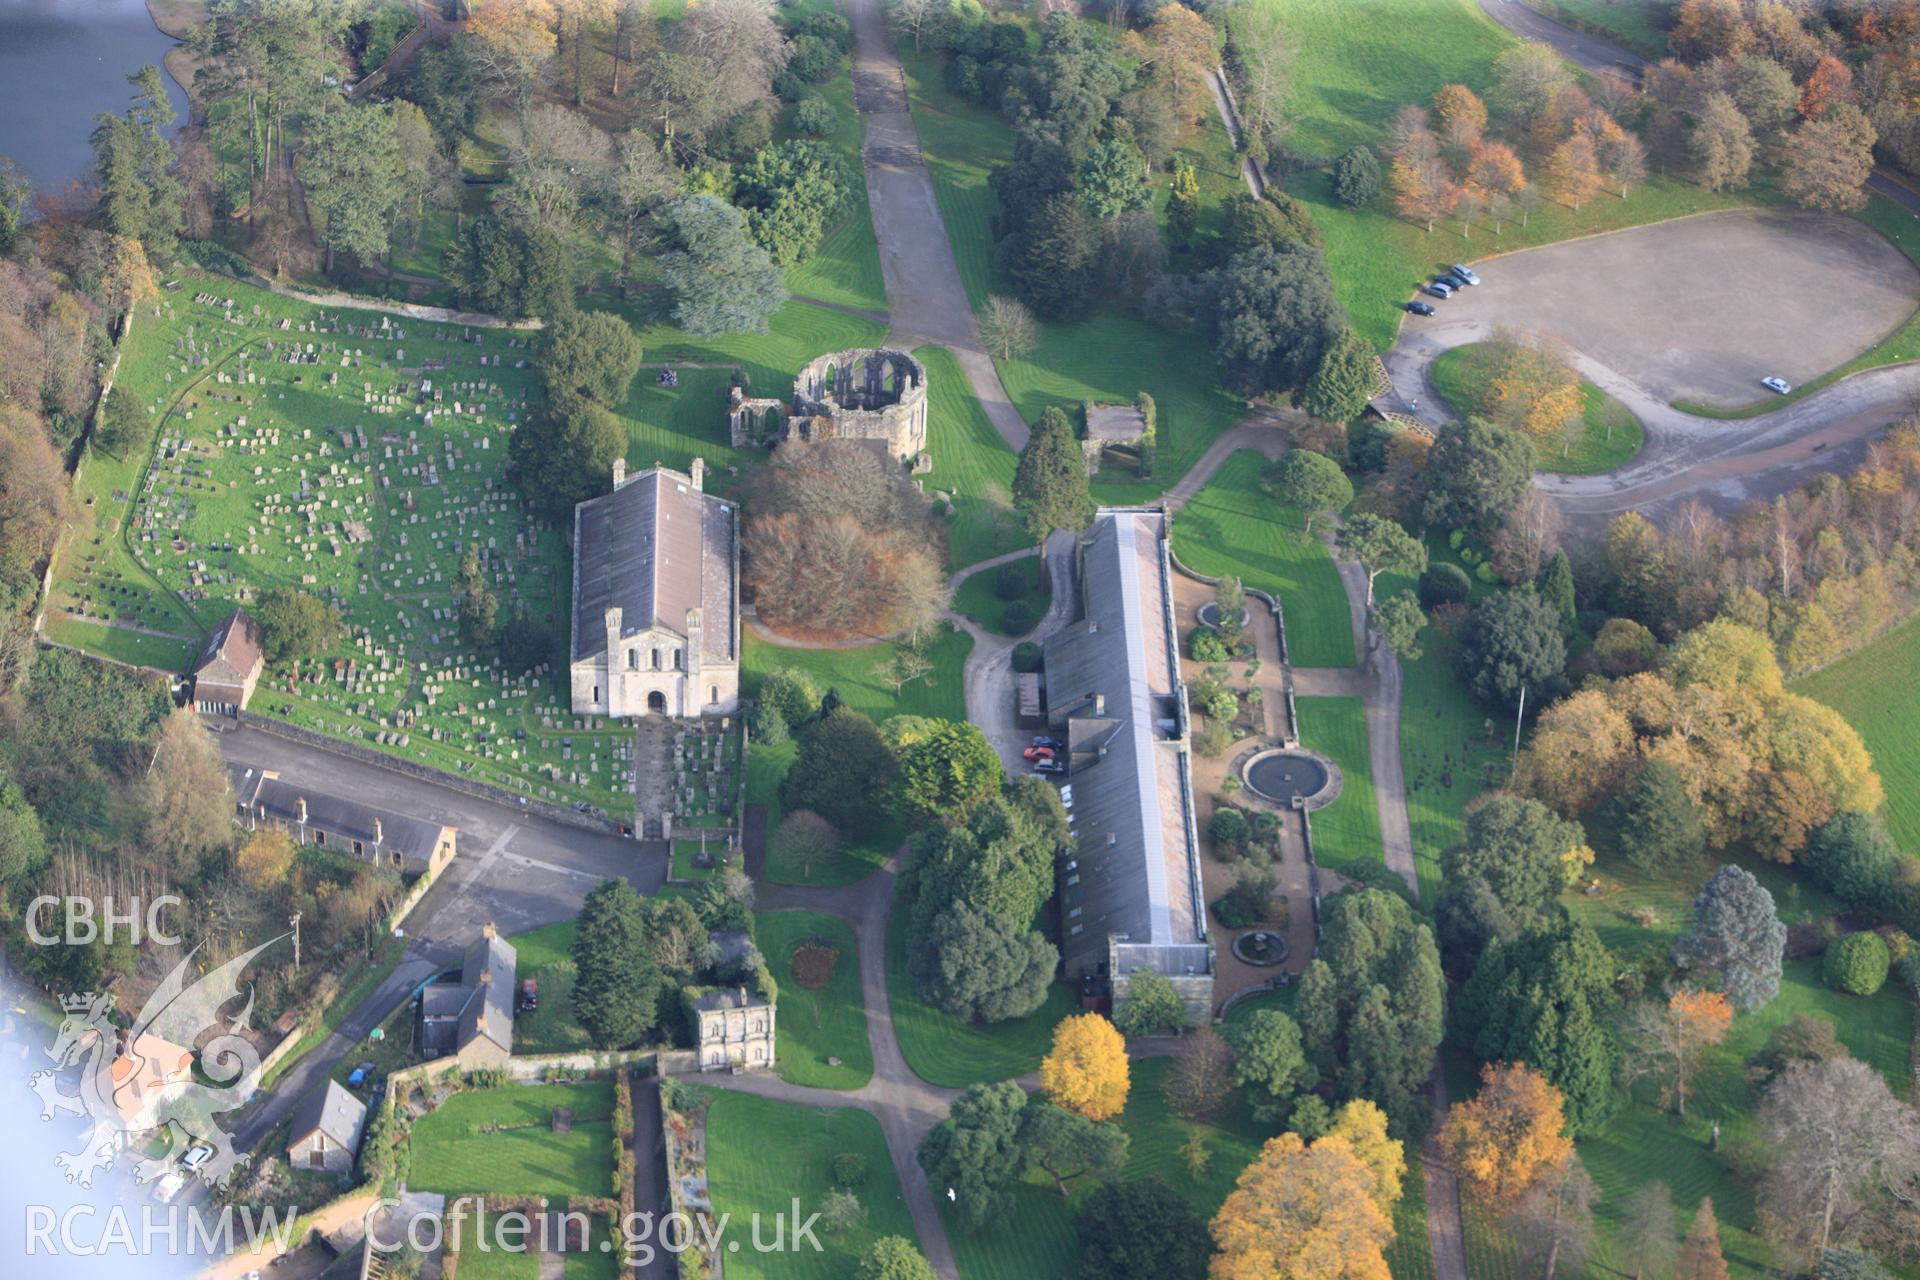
1449 264 1480 285
1406 301 1435 316
1762 376 1792 394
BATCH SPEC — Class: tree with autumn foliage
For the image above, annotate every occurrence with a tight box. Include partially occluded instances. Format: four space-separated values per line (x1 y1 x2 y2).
1142 5 1218 126
1209 1131 1397 1280
1041 1013 1130 1122
1466 142 1526 201
1675 1197 1729 1280
1391 150 1459 233
1327 1100 1404 1212
1433 83 1489 136
1623 989 1732 1117
1800 55 1856 119
1546 135 1602 209
1782 104 1877 213
1444 1062 1576 1208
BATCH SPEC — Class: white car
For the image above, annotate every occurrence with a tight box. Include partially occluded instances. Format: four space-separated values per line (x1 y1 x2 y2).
151 1172 188 1204
180 1141 215 1173
1761 376 1792 395
1448 263 1481 286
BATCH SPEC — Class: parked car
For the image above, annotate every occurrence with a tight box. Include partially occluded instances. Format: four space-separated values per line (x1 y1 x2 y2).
1436 273 1469 290
1031 736 1063 750
1424 282 1452 299
1031 759 1066 776
1761 376 1792 395
1023 745 1056 762
180 1142 215 1173
1405 301 1435 316
345 1063 375 1088
521 978 539 1012
152 1173 188 1204
1449 264 1480 285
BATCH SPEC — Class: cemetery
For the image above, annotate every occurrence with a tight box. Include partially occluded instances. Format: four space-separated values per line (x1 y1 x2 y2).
49 274 752 821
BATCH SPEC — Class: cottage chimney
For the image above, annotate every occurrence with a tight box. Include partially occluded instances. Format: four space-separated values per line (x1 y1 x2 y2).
483 920 497 940
474 1012 487 1033
478 968 492 988
612 457 627 489
1093 693 1105 717
373 816 383 847
297 796 308 825
738 985 748 1005
690 457 706 492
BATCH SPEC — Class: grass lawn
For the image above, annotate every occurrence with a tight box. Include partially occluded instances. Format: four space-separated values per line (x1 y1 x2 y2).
409 1082 616 1198
1264 0 1769 350
508 921 591 1056
755 910 873 1090
745 736 906 886
450 1246 541 1280
1295 696 1385 878
1377 542 1507 902
951 554 1044 638
916 347 1028 571
1221 983 1297 1032
42 618 193 672
704 1093 918 1279
741 623 971 724
670 836 730 882
1428 342 1645 474
780 72 888 316
898 47 1250 502
1167 450 1356 668
885 880 1076 1088
1795 612 1920 852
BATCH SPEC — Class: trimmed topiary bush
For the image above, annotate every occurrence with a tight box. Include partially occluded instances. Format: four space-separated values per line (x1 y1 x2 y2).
1209 806 1250 856
1824 931 1890 996
792 96 838 137
1011 642 1042 673
1002 599 1038 633
1418 562 1472 608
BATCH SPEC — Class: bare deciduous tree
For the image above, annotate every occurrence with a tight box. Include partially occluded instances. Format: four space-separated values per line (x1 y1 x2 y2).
979 294 1038 362
1757 1058 1920 1262
1506 1157 1598 1280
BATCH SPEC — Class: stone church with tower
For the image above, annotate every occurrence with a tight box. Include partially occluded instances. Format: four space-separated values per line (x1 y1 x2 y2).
569 458 740 719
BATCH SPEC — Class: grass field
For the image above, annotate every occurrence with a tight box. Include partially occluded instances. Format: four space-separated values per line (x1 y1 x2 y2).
1295 696 1386 877
897 48 1250 503
915 346 1029 571
1221 983 1297 1032
1168 450 1356 669
1796 612 1920 850
703 1093 918 1279
779 71 888 316
951 554 1044 637
885 881 1076 1088
755 910 873 1090
409 1082 615 1198
741 624 971 724
1428 342 1645 474
42 618 194 672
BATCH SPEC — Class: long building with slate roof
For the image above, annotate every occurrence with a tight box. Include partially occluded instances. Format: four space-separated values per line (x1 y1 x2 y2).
569 458 740 718
228 763 457 877
1042 509 1213 1020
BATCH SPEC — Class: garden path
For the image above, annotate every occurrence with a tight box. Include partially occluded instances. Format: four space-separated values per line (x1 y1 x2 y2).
842 0 1031 453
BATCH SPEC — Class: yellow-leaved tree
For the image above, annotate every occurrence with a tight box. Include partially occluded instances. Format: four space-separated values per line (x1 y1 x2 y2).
1443 1061 1574 1208
1210 1131 1396 1280
1040 1013 1129 1122
1326 1100 1405 1213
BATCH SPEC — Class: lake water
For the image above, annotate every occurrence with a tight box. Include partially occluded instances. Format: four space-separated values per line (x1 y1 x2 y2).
0 0 188 192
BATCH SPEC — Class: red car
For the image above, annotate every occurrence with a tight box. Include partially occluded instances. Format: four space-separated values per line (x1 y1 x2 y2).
1023 745 1056 762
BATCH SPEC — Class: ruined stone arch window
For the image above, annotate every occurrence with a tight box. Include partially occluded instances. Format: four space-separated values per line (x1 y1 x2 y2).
710 684 719 704
627 649 638 670
672 648 683 670
651 648 661 670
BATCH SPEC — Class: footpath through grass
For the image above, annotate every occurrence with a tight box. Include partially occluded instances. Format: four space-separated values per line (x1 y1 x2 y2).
951 554 1044 638
704 1092 918 1280
1794 611 1920 852
1167 450 1356 668
740 624 970 725
1428 342 1644 474
898 46 1249 501
755 910 873 1090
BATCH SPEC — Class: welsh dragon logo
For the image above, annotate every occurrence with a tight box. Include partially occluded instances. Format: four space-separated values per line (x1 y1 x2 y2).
30 933 287 1189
